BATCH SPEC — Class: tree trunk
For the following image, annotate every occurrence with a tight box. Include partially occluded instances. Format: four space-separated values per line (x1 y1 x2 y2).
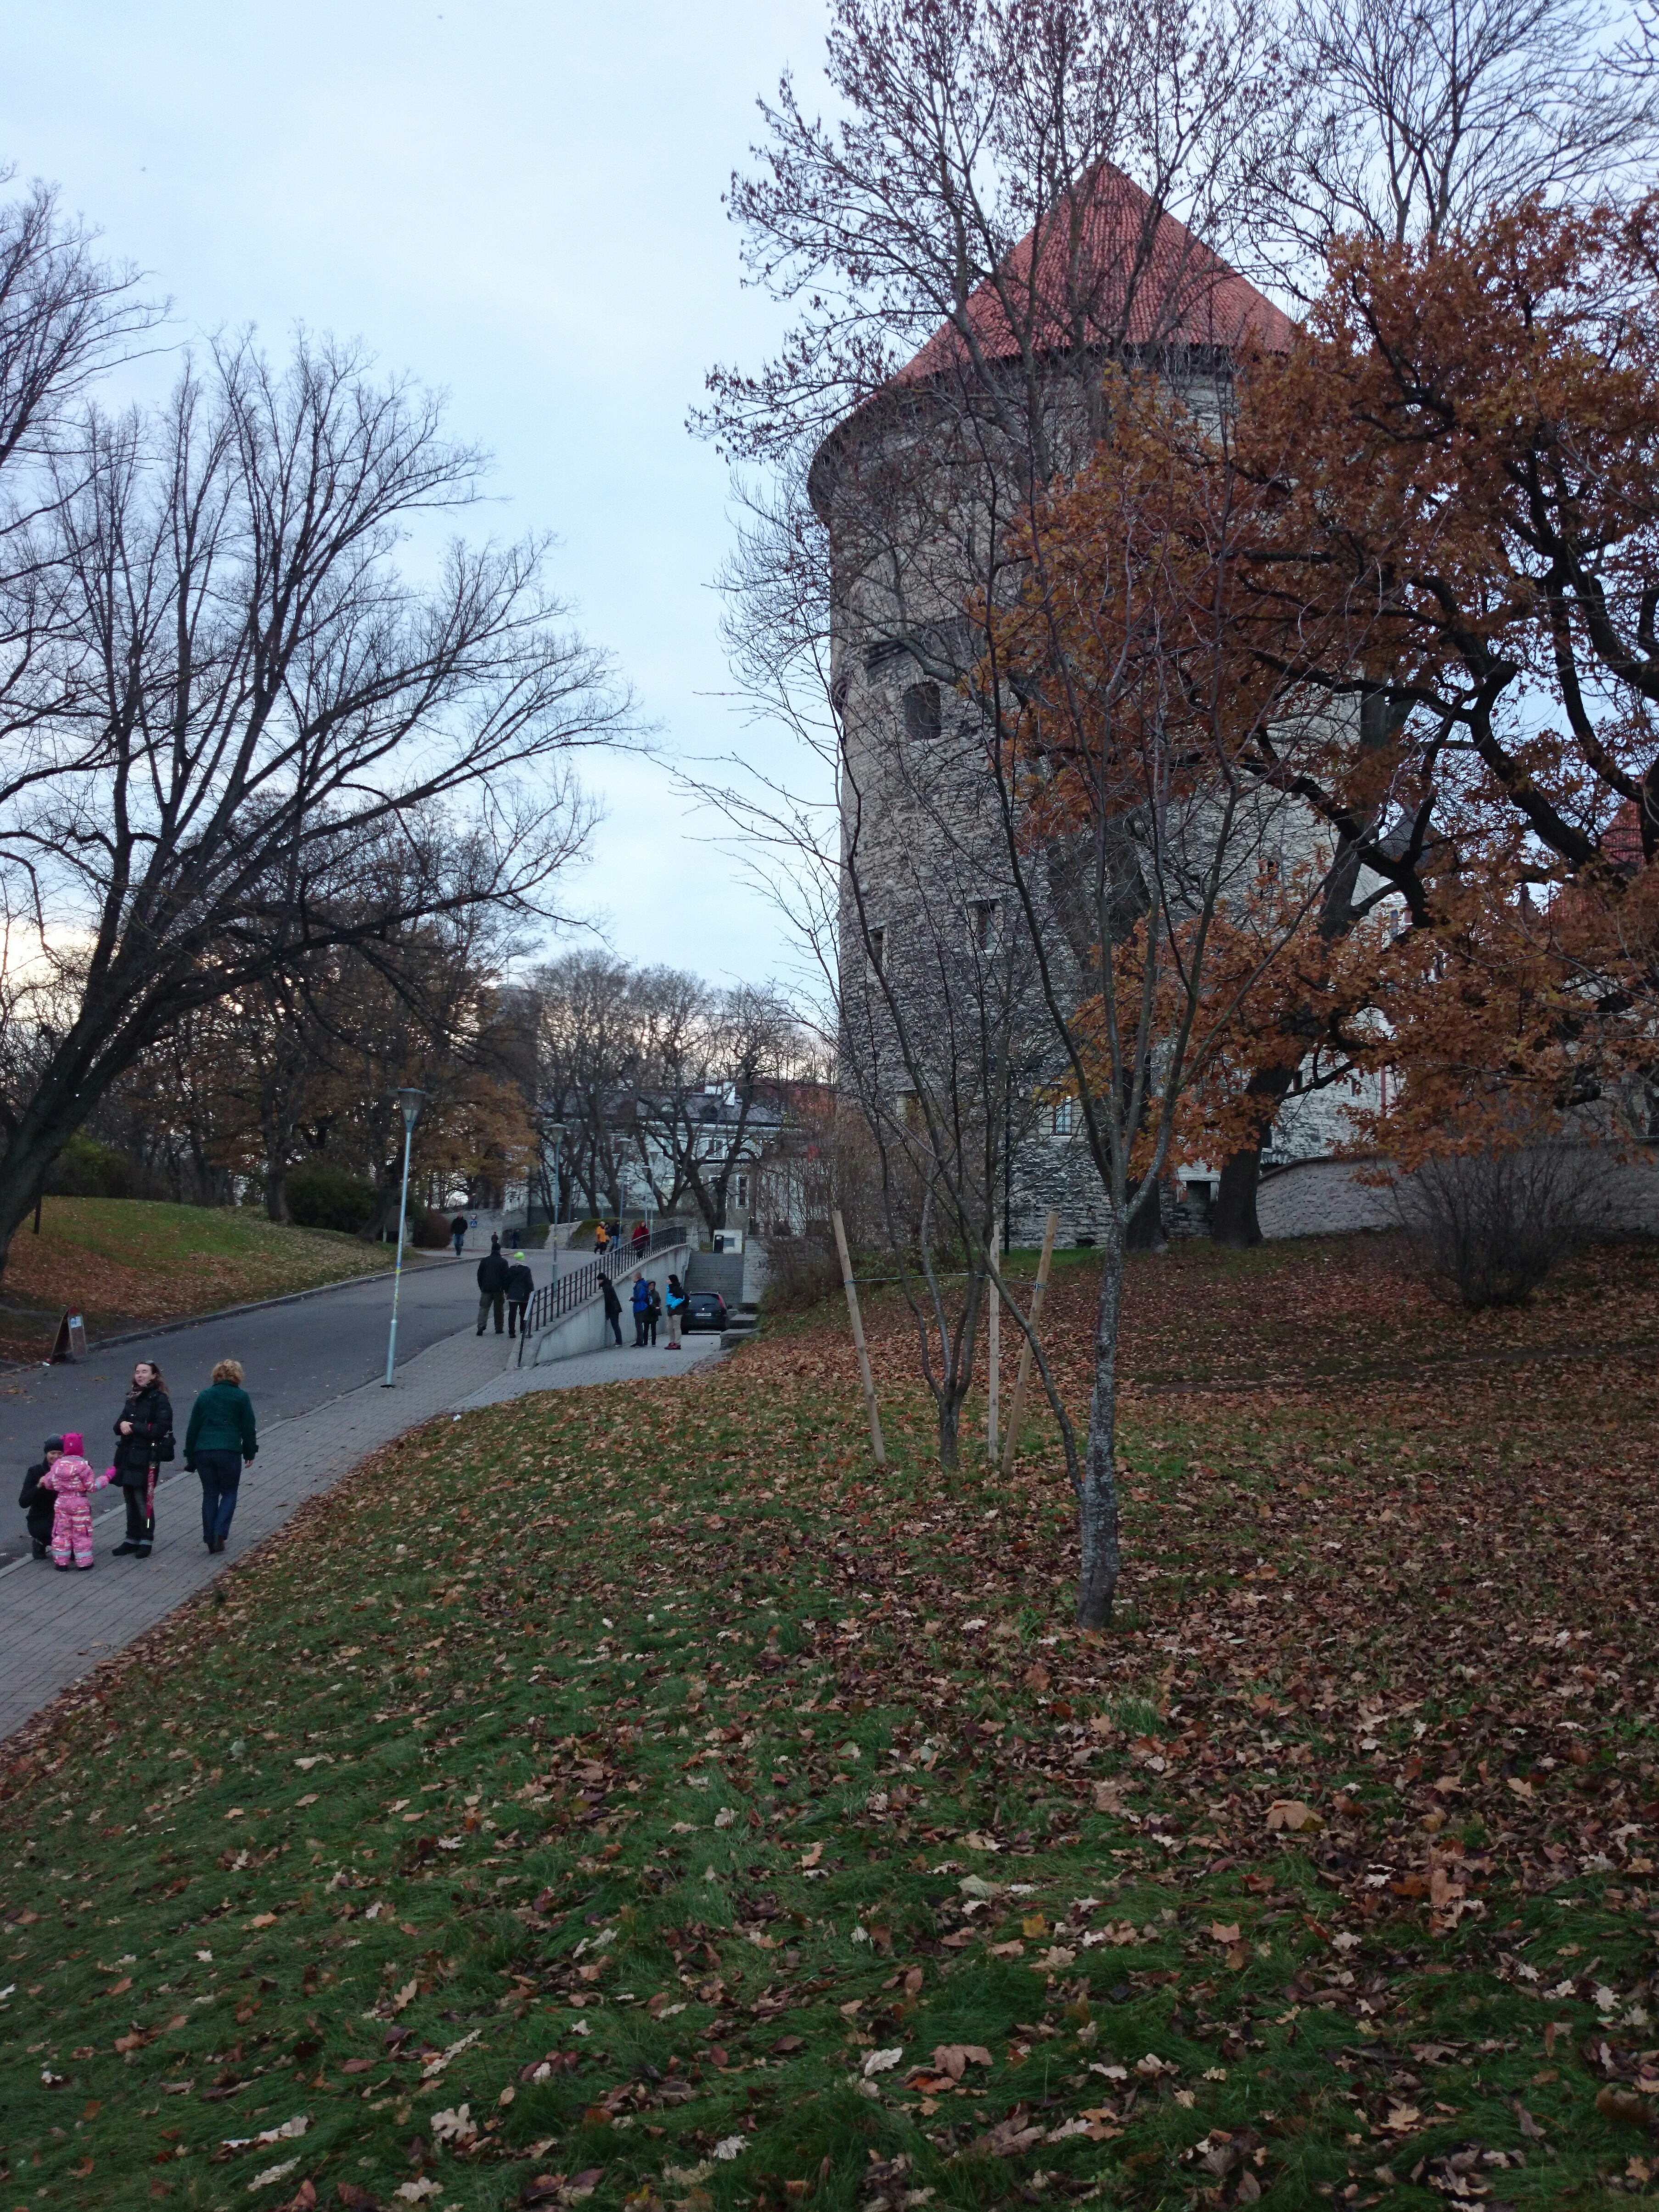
265 1163 288 1224
1077 1218 1125 1630
1211 1144 1265 1247
1211 1064 1299 1247
1125 1179 1164 1250
0 1040 119 1274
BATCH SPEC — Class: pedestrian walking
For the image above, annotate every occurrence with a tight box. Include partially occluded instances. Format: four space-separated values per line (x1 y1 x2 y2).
632 1218 649 1258
476 1237 509 1335
111 1360 173 1558
645 1278 662 1346
664 1274 686 1349
19 1436 63 1560
594 1220 611 1256
183 1358 258 1555
450 1213 468 1257
40 1433 113 1571
505 1251 534 1338
631 1275 650 1346
600 1272 624 1347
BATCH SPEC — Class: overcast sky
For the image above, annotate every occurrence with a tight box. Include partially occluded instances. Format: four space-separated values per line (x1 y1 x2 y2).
0 0 831 985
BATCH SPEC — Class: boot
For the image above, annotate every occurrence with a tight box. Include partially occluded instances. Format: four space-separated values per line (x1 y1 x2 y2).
112 1540 139 1556
31 1539 45 1559
135 1542 152 1558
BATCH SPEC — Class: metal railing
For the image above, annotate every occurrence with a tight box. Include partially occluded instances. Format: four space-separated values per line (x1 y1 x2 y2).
516 1224 689 1359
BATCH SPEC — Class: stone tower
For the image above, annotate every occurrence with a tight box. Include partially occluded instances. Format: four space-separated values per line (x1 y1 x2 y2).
810 166 1296 1248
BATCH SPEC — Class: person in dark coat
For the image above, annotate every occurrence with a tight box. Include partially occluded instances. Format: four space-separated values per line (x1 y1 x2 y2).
504 1252 534 1337
450 1214 468 1257
645 1278 662 1346
631 1275 651 1347
112 1359 173 1558
19 1436 63 1559
183 1358 258 1553
631 1219 649 1257
600 1272 623 1346
476 1239 509 1335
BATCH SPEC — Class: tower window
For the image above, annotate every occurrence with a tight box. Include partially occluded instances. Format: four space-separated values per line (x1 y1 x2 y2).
903 682 941 743
868 926 886 975
1052 1099 1074 1135
970 898 998 950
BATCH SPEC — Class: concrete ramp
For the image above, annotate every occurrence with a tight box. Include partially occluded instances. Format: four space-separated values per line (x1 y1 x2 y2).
528 1242 695 1366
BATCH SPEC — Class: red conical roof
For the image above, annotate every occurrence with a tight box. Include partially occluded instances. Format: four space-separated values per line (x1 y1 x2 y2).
894 161 1296 387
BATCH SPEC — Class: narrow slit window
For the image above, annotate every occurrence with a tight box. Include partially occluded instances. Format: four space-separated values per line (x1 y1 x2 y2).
868 925 885 975
903 681 941 743
1052 1099 1074 1135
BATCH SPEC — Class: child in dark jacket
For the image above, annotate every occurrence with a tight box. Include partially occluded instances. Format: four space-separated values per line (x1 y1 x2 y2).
18 1436 63 1559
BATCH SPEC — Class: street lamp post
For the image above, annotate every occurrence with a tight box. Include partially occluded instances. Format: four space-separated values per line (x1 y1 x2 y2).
382 1087 425 1387
547 1120 565 1294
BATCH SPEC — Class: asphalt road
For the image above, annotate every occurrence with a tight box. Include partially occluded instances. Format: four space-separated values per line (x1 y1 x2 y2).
0 1249 549 1566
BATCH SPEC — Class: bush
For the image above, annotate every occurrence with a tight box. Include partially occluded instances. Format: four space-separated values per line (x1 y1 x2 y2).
1395 1145 1613 1309
44 1135 133 1199
287 1162 379 1235
409 1204 450 1250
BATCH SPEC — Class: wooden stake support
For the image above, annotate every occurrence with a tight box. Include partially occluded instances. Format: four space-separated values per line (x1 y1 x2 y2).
1001 1210 1058 1476
832 1207 885 1467
987 1274 1000 1457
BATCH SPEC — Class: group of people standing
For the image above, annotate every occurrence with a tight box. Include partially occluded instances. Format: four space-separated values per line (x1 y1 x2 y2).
17 1356 258 1572
597 1271 686 1348
474 1235 534 1337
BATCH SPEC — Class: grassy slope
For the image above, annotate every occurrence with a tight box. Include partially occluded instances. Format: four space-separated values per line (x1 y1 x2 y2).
0 1236 1654 2211
0 1199 395 1351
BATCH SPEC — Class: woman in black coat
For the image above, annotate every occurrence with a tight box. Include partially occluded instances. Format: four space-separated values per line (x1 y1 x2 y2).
112 1359 173 1559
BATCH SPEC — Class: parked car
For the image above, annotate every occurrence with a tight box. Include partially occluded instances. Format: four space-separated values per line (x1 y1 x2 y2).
684 1291 728 1332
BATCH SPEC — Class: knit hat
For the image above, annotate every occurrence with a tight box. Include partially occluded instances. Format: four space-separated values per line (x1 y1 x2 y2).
513 1250 525 1260
62 1432 84 1454
43 1435 63 1455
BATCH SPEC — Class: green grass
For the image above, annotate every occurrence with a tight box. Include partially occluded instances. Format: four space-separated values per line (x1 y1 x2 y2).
0 1356 1652 2211
0 1198 398 1350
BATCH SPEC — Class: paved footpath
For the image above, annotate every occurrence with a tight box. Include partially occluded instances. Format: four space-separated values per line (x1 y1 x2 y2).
0 1249 490 1557
0 1303 726 1746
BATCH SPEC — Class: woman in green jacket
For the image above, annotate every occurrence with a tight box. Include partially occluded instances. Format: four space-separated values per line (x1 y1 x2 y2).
184 1359 258 1555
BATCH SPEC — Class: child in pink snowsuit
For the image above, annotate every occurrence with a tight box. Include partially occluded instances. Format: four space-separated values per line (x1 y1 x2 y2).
40 1433 113 1571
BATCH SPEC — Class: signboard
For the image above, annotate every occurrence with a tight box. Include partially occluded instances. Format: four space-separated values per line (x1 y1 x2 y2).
50 1309 88 1363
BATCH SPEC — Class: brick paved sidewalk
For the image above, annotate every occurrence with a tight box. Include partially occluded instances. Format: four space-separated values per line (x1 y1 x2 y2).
0 1320 730 1746
0 1324 517 1745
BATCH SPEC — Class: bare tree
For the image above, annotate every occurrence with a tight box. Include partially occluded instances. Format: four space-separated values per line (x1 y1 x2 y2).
0 171 157 475
0 330 629 1271
527 951 652 1222
634 984 801 1235
1277 0 1659 272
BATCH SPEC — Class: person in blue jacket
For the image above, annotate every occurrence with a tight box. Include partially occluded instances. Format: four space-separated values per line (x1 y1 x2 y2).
631 1275 651 1347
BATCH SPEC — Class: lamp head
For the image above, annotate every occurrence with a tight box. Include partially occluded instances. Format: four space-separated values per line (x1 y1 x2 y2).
397 1086 426 1132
